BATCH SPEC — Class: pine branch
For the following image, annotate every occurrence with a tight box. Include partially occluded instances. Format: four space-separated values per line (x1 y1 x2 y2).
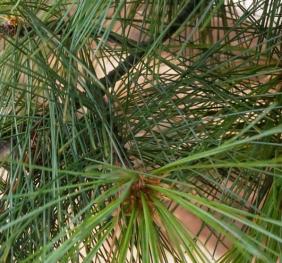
99 0 198 88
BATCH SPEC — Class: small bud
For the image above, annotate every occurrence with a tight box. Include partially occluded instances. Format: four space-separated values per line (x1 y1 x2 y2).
0 16 18 37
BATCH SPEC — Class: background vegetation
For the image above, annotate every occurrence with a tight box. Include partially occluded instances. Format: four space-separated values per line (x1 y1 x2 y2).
0 0 282 262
